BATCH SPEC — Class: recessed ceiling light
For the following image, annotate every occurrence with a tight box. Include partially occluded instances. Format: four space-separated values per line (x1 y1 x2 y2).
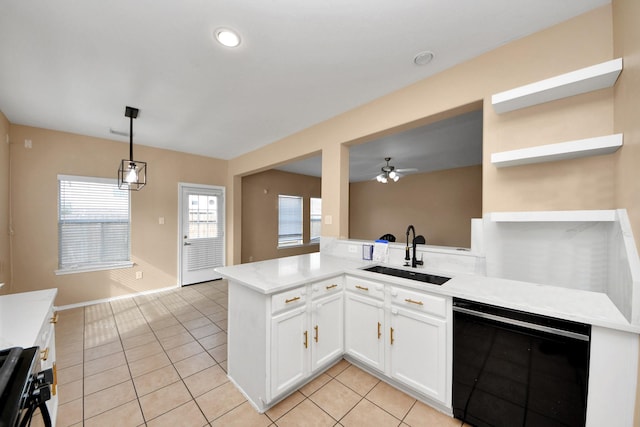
215 28 241 48
413 51 434 66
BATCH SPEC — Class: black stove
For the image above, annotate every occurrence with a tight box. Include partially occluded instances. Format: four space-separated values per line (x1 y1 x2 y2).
0 347 53 427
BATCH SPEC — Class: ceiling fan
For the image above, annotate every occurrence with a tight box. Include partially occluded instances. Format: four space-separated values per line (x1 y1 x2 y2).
375 157 417 183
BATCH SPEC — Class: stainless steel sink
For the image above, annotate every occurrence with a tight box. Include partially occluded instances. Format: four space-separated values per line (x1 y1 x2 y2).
362 265 451 285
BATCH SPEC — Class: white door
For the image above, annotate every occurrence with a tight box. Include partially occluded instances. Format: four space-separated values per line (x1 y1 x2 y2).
179 184 225 285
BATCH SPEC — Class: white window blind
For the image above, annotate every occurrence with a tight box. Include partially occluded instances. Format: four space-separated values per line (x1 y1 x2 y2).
310 197 322 243
278 195 303 247
57 175 131 273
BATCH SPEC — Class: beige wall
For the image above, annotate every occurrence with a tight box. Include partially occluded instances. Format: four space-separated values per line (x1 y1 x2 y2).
0 111 9 296
227 5 618 264
612 0 640 421
350 165 482 248
9 125 226 306
241 169 321 262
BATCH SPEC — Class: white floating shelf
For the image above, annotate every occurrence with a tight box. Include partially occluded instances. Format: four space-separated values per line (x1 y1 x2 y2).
491 133 623 168
489 210 617 222
492 58 622 114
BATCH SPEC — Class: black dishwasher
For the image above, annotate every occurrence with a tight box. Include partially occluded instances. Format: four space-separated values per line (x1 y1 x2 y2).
453 298 590 427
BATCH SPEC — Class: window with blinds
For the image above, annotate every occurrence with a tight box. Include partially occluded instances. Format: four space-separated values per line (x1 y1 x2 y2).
57 175 131 274
310 197 322 243
278 195 303 247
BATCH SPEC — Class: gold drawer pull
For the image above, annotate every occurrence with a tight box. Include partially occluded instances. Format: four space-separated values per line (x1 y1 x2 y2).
355 285 369 291
377 322 381 339
405 298 424 306
314 325 319 342
304 331 308 348
285 296 301 304
390 327 394 345
50 313 59 324
40 347 50 361
325 284 338 290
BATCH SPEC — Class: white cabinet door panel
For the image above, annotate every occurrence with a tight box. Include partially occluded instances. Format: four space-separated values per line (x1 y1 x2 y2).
344 292 385 371
311 292 343 371
271 306 308 398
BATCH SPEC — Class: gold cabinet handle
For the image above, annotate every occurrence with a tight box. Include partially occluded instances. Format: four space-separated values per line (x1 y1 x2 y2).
40 347 50 361
390 327 394 345
355 285 369 291
285 296 301 304
50 313 59 324
314 325 319 342
303 331 308 348
377 322 381 339
405 298 424 306
325 284 338 290
52 363 57 396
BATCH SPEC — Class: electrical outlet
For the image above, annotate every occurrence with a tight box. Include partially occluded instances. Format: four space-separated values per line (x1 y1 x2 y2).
158 217 165 225
135 271 143 279
24 139 32 148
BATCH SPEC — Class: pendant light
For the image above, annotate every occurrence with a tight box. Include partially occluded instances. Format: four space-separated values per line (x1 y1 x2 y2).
118 106 147 190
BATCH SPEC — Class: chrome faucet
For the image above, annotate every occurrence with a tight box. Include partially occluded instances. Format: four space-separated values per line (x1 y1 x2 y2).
404 225 424 268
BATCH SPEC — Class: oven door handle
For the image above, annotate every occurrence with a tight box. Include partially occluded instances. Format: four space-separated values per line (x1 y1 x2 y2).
453 306 590 342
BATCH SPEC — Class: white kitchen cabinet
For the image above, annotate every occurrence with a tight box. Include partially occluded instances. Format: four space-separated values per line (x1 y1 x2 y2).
344 291 385 371
388 305 447 403
271 305 308 397
0 289 58 426
310 292 343 371
344 276 452 407
269 278 344 399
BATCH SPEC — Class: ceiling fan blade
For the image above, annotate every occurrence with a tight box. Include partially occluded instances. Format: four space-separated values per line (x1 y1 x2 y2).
396 168 418 173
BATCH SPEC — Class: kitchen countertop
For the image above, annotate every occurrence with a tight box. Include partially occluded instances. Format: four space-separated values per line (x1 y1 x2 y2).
0 288 58 349
216 252 640 334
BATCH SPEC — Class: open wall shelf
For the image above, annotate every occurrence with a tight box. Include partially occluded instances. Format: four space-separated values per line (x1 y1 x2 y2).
492 58 622 114
488 210 618 222
491 133 623 168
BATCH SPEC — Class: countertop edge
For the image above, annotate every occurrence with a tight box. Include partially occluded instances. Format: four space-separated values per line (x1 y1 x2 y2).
217 255 640 334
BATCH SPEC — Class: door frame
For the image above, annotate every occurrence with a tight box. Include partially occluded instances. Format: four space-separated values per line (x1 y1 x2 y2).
177 182 226 286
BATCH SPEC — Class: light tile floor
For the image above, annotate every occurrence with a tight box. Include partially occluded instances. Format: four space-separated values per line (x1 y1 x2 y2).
45 280 468 426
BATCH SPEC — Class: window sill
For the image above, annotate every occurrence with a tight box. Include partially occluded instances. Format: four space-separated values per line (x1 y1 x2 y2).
277 242 320 250
55 262 134 276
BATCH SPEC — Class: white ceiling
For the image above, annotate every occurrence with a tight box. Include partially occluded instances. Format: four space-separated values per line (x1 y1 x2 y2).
0 1 608 161
277 109 483 182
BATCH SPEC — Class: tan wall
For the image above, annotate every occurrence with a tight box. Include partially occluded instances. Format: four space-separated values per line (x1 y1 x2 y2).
0 111 9 296
9 125 226 306
612 0 640 422
350 165 482 248
241 169 321 262
226 6 617 265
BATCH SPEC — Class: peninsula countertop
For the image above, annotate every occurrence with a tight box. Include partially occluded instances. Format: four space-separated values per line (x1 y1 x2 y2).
216 252 638 334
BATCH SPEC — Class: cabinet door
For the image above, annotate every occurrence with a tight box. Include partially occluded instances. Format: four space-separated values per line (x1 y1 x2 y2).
311 292 343 372
389 306 447 403
271 306 309 398
344 292 385 371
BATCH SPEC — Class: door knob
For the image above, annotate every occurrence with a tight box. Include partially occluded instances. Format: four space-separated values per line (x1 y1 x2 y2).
184 242 191 246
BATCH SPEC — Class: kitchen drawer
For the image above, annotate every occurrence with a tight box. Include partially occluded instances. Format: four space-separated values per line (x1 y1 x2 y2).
310 276 343 299
390 286 447 318
35 306 57 367
345 276 384 300
272 286 307 314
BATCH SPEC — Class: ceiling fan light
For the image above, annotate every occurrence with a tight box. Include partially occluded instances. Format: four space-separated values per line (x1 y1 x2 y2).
392 175 399 182
388 171 397 179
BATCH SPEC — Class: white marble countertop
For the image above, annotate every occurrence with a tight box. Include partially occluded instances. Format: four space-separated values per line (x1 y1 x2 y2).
0 288 58 349
217 253 640 334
